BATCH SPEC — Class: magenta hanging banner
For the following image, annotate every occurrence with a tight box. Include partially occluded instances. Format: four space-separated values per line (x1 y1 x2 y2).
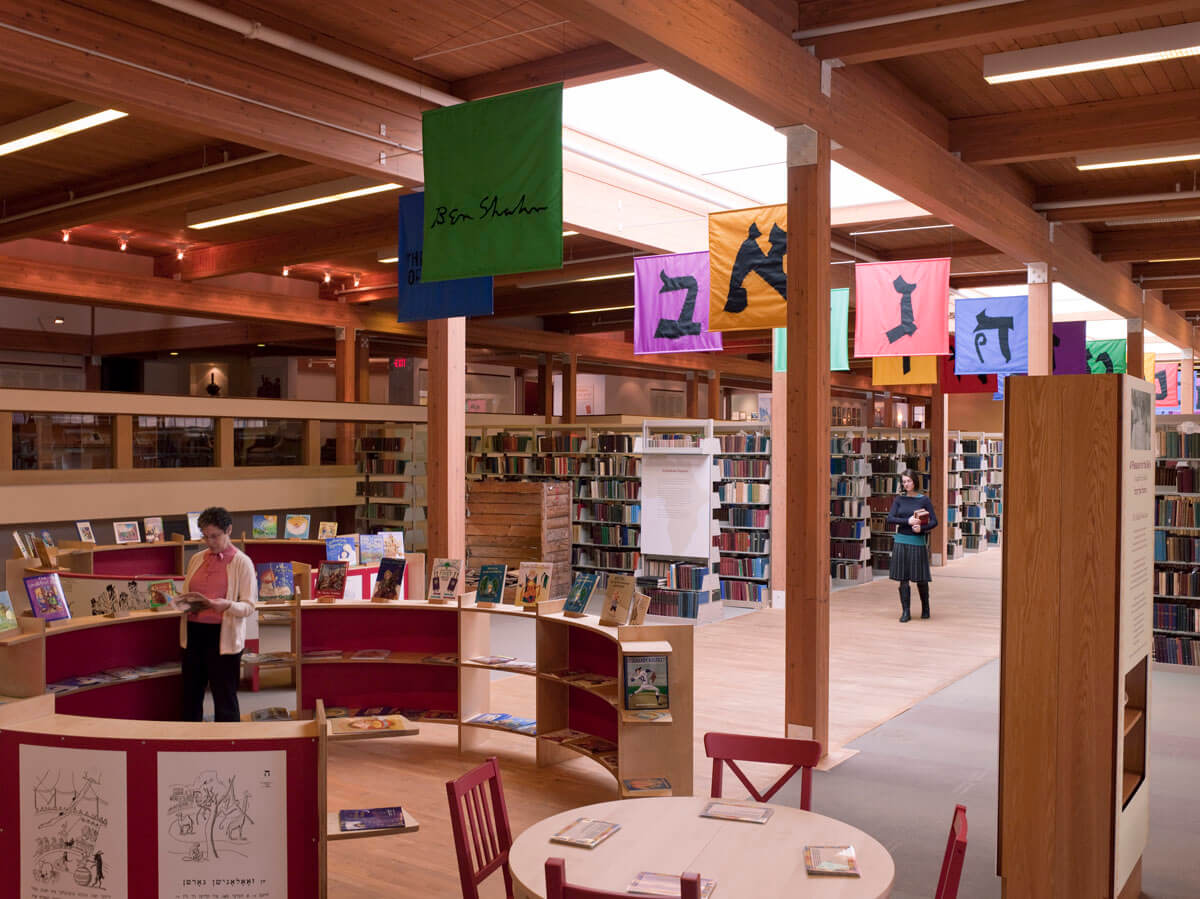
634 251 724 355
1053 321 1088 375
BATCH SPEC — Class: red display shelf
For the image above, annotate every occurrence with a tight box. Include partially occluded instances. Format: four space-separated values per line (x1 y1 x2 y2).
299 661 457 712
90 544 180 576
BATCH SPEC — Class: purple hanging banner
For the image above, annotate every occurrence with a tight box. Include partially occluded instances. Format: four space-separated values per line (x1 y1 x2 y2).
1053 321 1088 375
634 251 723 355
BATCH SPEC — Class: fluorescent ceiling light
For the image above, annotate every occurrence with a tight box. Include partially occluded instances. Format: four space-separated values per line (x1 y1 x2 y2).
188 176 401 229
562 230 580 237
984 21 1200 84
519 272 634 289
377 248 399 264
0 102 126 157
1077 141 1200 171
848 224 954 237
568 304 635 315
1149 257 1200 263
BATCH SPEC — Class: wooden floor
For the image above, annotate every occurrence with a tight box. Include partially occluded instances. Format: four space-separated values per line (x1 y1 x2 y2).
325 549 1002 898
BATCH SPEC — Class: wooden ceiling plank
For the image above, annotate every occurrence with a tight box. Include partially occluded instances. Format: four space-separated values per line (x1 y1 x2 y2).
93 322 331 356
1044 196 1200 224
0 327 92 355
1094 226 1200 263
450 42 652 99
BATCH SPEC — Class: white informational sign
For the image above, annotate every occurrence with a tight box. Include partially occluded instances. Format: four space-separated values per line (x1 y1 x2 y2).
157 750 287 899
1120 377 1155 670
20 744 128 899
640 453 713 560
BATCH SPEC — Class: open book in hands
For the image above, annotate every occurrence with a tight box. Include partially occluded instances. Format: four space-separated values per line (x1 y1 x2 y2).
171 591 212 613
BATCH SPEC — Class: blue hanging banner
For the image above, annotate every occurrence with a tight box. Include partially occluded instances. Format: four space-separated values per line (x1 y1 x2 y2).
954 295 1028 376
396 192 493 323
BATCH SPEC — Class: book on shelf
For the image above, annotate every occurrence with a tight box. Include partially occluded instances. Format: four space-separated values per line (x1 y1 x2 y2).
0 593 17 634
629 592 651 626
421 652 459 665
539 727 592 745
622 777 672 797
476 563 508 604
517 561 554 610
317 520 338 539
329 715 412 734
428 558 464 603
250 707 292 721
624 709 671 722
372 557 406 601
302 649 345 661
549 817 621 848
11 530 34 559
700 800 772 824
349 648 392 660
804 845 860 877
75 521 96 543
500 658 537 671
463 712 535 733
624 654 669 710
252 514 279 538
186 512 203 540
599 573 636 626
627 872 717 898
468 655 516 666
325 535 359 564
24 572 70 622
315 560 348 599
358 534 385 566
337 806 406 832
421 709 457 720
241 651 295 666
563 571 599 617
143 516 165 543
284 513 311 539
113 520 141 544
568 734 618 755
256 562 296 601
147 579 178 610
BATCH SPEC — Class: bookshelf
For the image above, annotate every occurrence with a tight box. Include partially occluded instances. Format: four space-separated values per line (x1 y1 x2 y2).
945 431 964 561
862 428 931 577
984 432 1004 547
830 426 874 587
1153 415 1200 671
956 432 993 554
713 422 772 606
355 422 428 553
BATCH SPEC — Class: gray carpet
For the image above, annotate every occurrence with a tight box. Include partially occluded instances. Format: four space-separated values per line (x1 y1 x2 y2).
768 660 1200 898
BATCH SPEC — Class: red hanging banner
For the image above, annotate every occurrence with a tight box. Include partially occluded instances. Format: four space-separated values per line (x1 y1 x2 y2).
941 336 997 394
854 258 950 358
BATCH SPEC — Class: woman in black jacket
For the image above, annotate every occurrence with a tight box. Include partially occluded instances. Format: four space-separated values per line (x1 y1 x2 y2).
886 470 938 623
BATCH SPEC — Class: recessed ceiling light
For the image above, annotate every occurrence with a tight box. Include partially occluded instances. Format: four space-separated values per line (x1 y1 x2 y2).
256 343 266 348
187 176 401 229
52 317 65 325
169 351 179 356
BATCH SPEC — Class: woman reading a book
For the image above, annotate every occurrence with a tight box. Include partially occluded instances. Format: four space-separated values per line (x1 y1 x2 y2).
178 506 257 721
886 471 938 623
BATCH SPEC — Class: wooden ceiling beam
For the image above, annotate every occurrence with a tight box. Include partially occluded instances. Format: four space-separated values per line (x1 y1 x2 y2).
951 88 1200 166
1160 289 1200 312
450 42 652 100
0 328 92 355
0 0 425 183
94 322 331 356
950 271 1027 289
1093 227 1200 264
1042 196 1200 225
0 155 314 244
1142 276 1200 291
802 0 1199 66
876 239 996 261
1133 260 1200 280
154 215 398 280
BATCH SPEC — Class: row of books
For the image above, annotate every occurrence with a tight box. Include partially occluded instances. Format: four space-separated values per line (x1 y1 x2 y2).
1157 429 1200 459
358 503 425 522
640 560 708 590
830 499 869 518
466 433 536 453
1155 496 1200 528
594 433 636 453
1153 634 1200 665
714 531 768 553
831 458 871 476
717 433 769 454
830 436 867 454
45 660 181 695
831 559 870 581
718 458 768 479
573 548 640 571
1154 532 1200 562
357 436 408 452
643 587 709 619
1156 461 1198 493
463 711 537 734
359 458 409 475
572 524 639 547
538 434 586 452
831 478 871 498
539 728 619 767
717 483 769 504
1153 602 1200 632
357 479 420 498
831 520 869 540
726 508 769 528
1154 568 1200 598
576 479 641 499
719 579 769 603
576 502 641 524
715 557 768 579
832 540 869 561
589 457 640 477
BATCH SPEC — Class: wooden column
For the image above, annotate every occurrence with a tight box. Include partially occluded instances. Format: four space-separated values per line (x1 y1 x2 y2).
1127 320 1144 380
707 371 721 420
428 317 467 560
770 368 786 600
1182 350 1195 414
686 373 699 418
1027 263 1052 376
334 327 356 464
354 332 371 402
563 353 578 423
538 354 555 423
215 417 235 469
114 414 133 469
928 378 948 566
85 356 101 391
782 124 830 751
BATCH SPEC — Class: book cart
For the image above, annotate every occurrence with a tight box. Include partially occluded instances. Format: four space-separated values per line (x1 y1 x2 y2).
1152 414 1200 671
713 421 772 607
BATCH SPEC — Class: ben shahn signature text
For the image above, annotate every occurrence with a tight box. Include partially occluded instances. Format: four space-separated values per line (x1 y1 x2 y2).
430 193 549 228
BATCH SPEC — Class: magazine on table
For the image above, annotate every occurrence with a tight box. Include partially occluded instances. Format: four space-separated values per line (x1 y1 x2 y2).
804 845 860 877
548 817 620 848
626 872 717 898
699 800 773 824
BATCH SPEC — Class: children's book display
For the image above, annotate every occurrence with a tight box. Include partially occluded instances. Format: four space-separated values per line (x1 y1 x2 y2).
804 845 860 877
599 574 636 626
142 516 164 543
256 562 296 601
315 560 348 599
359 534 385 566
285 513 311 539
563 571 598 617
113 520 141 544
380 530 405 559
0 593 17 633
517 561 553 611
549 817 620 848
252 514 278 538
75 520 96 543
325 535 358 564
317 521 338 539
463 711 537 734
629 592 651 626
147 580 178 610
475 563 507 604
372 557 406 601
428 558 463 603
624 654 669 710
24 572 71 622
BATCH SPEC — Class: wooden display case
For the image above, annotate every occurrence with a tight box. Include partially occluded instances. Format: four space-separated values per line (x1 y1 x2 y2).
466 479 571 600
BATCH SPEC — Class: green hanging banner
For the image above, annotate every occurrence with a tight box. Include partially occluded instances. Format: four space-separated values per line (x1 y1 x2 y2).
421 83 563 282
1086 338 1127 375
772 288 850 373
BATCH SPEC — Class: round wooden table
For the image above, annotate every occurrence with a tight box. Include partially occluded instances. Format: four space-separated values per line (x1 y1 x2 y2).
509 796 895 898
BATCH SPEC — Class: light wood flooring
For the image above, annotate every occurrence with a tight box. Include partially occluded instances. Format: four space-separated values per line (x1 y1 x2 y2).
325 549 1002 898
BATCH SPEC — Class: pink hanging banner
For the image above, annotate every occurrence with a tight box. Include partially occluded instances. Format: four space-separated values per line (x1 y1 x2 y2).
634 251 723 355
853 258 950 358
1156 362 1180 407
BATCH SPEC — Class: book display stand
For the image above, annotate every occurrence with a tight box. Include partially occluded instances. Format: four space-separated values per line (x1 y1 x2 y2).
1152 414 1200 671
713 422 772 606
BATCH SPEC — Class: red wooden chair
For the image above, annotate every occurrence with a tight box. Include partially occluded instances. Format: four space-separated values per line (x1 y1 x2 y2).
934 804 969 899
446 757 514 899
546 858 701 899
703 731 822 809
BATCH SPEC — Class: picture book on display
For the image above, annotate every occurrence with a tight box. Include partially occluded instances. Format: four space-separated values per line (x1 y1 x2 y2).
549 817 620 848
372 557 406 600
622 777 671 797
148 580 178 609
284 513 311 539
563 572 598 617
24 572 71 622
186 512 203 540
629 592 651 626
329 715 414 735
0 593 17 633
252 514 278 538
624 654 669 710
599 574 636 626
350 648 392 660
256 562 296 601
428 558 463 602
113 520 141 544
325 536 359 564
317 521 338 539
804 845 860 877
315 560 348 599
338 806 406 832
380 530 405 559
359 534 385 566
143 516 165 543
627 872 717 898
75 521 96 543
40 530 55 549
516 561 553 611
475 564 507 604
700 800 772 824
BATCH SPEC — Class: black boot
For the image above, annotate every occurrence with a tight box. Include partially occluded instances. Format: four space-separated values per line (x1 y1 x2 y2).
918 582 930 619
898 582 911 623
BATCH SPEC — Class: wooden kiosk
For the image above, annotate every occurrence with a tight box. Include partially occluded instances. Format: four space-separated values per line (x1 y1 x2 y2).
999 374 1153 898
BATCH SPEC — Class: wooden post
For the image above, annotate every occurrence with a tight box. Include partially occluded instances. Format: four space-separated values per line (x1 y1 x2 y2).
114 414 133 469
428 317 466 560
538 354 555 423
770 368 786 600
215 418 235 469
928 378 948 566
1183 350 1195 414
334 327 356 464
354 332 371 402
1127 320 1144 380
563 353 578 423
782 124 830 751
707 371 721 420
1027 263 1052 376
85 356 101 391
883 392 894 428
686 373 699 418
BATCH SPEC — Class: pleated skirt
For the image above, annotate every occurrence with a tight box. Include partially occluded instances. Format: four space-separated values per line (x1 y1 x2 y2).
889 541 932 583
